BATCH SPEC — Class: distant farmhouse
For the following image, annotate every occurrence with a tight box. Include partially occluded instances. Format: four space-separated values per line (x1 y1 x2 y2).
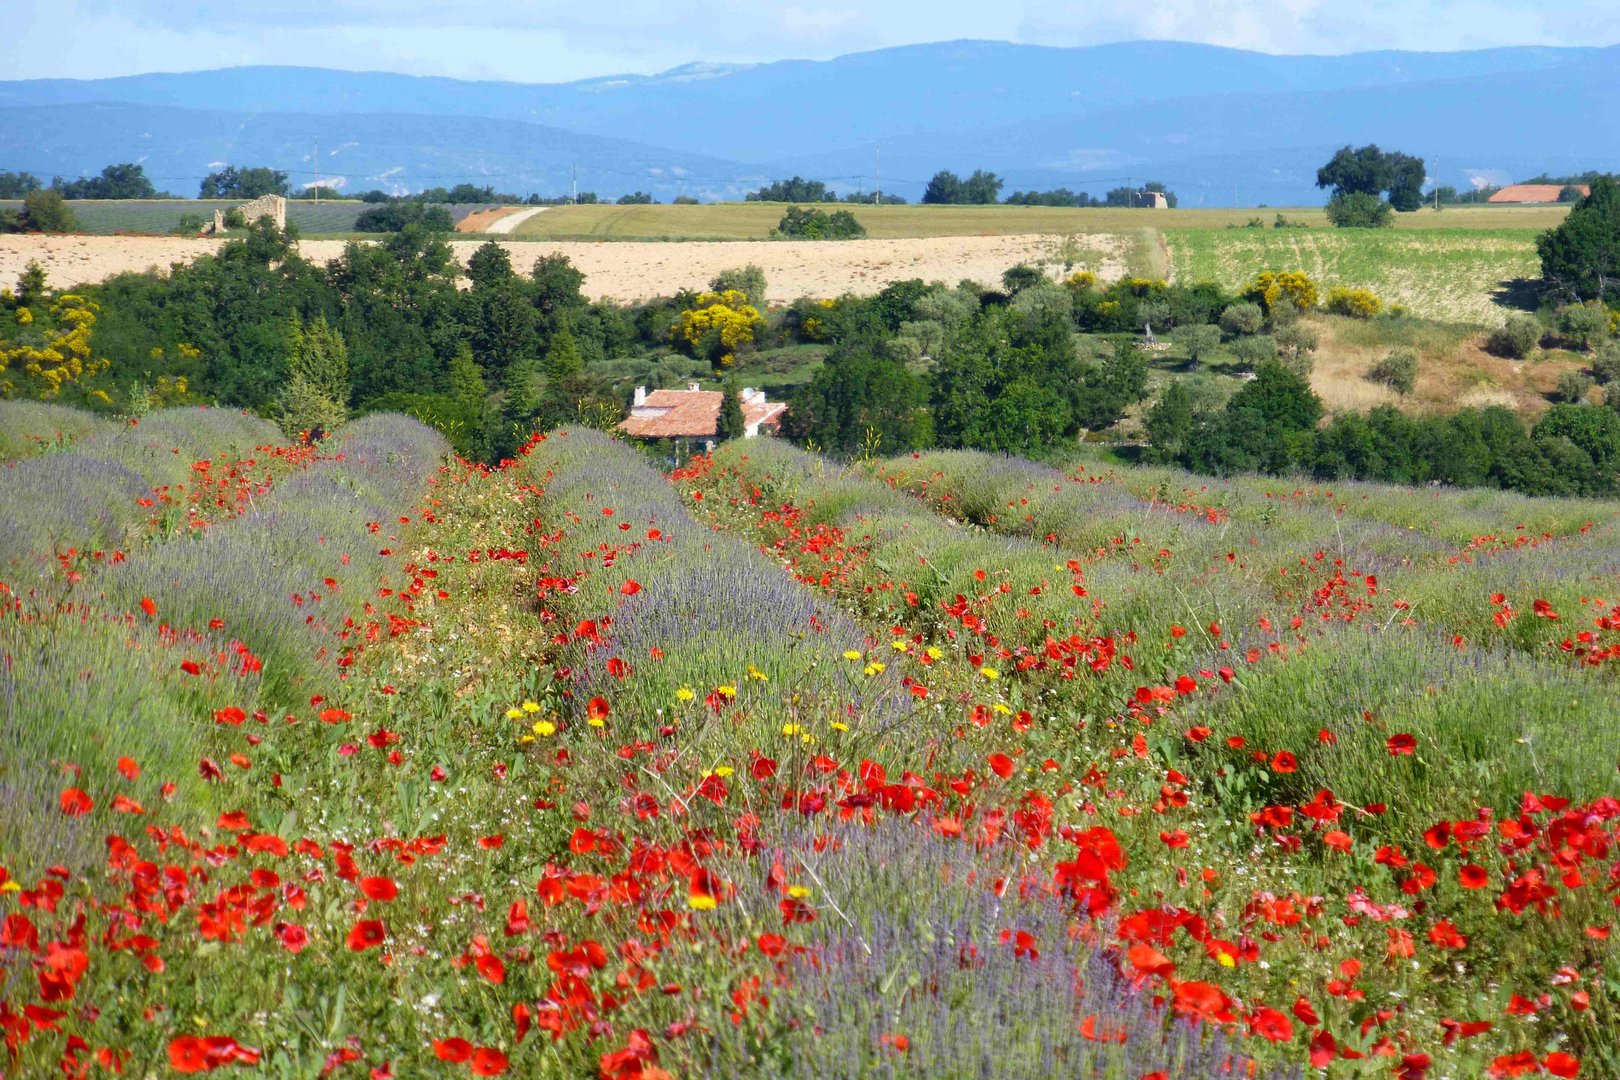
1488 184 1589 204
619 384 786 455
1133 190 1169 209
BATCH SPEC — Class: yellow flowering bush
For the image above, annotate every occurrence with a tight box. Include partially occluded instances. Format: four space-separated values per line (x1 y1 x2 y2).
1245 270 1319 314
674 289 764 367
1 293 110 400
1324 286 1382 319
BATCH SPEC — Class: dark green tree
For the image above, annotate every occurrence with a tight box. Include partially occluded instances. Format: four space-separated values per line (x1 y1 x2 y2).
716 377 746 442
467 241 515 289
922 171 962 205
1145 380 1194 458
199 166 291 200
0 171 42 198
20 190 76 233
54 163 157 199
1537 177 1620 302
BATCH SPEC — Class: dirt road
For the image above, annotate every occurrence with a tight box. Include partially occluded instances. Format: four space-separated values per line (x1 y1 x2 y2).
0 232 1125 304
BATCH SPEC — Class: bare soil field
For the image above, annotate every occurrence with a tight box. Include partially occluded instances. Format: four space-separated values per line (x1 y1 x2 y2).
0 232 1126 303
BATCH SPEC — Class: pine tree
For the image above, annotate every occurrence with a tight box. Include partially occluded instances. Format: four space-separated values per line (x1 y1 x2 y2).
543 321 583 380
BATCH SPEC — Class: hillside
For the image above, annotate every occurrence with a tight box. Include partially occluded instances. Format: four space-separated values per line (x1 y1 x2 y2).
1 41 1616 202
2 406 1617 1075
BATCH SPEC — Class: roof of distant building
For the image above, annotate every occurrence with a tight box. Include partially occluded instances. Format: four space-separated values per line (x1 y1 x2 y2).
1488 184 1587 204
618 385 786 439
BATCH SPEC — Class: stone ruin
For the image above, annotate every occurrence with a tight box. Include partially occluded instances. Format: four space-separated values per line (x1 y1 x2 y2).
210 194 286 234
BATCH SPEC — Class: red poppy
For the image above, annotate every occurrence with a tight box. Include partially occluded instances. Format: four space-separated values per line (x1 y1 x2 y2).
116 756 140 780
1270 751 1298 773
1543 1052 1580 1078
168 1037 210 1073
58 787 93 816
1248 1007 1293 1043
1387 733 1417 756
276 923 308 953
987 753 1015 779
346 919 387 951
1458 864 1489 889
359 877 399 902
587 697 611 723
476 953 506 984
140 596 157 619
433 1038 473 1063
620 579 642 595
470 1048 509 1076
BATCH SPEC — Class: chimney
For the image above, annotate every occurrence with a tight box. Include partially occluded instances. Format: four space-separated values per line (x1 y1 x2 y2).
633 386 647 407
689 382 701 392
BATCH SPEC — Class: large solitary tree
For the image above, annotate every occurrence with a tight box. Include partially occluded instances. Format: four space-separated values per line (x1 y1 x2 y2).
1316 145 1426 213
1538 176 1620 302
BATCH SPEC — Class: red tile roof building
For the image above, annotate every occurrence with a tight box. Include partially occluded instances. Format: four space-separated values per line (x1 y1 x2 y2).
618 384 787 449
1488 184 1588 204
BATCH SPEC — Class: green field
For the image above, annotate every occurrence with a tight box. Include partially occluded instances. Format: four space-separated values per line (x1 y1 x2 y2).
510 202 1569 241
1166 226 1546 324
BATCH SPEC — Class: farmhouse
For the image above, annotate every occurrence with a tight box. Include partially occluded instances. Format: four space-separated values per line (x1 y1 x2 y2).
618 383 787 453
1488 184 1588 204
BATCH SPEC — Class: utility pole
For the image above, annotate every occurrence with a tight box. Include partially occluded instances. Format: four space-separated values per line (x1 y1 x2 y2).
572 163 577 205
875 145 881 205
1434 156 1440 211
313 142 319 203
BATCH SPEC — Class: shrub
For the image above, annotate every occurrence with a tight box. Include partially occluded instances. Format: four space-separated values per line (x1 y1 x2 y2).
1367 349 1418 395
1324 286 1382 319
1244 270 1318 314
709 265 767 308
354 201 454 232
673 289 764 367
1554 302 1612 351
20 189 76 233
1325 191 1395 228
1556 369 1594 404
1219 302 1265 337
1592 342 1620 384
774 206 867 240
1485 314 1543 359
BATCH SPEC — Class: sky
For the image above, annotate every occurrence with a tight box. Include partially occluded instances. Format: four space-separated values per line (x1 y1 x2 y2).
6 0 1619 82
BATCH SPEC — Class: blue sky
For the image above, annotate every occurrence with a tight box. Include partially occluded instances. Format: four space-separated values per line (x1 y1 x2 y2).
8 0 1619 81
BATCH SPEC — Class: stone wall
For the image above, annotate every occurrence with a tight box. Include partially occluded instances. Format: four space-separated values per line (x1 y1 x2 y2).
211 193 287 233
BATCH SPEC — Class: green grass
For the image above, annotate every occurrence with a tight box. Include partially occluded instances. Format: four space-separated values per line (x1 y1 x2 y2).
1166 226 1545 324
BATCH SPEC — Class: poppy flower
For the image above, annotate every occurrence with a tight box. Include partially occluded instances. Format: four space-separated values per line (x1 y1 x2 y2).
116 756 140 780
433 1038 473 1063
620 579 641 595
169 1037 210 1073
987 753 1015 779
470 1048 509 1076
1458 864 1489 889
1270 751 1298 773
587 697 610 726
346 919 387 951
139 596 157 619
1387 733 1417 756
359 877 399 902
58 788 93 816
276 923 308 953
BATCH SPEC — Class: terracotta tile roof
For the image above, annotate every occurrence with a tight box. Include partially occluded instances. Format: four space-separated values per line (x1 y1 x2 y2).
618 389 789 439
619 390 723 438
1488 184 1586 204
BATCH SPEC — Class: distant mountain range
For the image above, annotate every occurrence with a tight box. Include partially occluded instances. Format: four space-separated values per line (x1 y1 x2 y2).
1 40 1616 206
